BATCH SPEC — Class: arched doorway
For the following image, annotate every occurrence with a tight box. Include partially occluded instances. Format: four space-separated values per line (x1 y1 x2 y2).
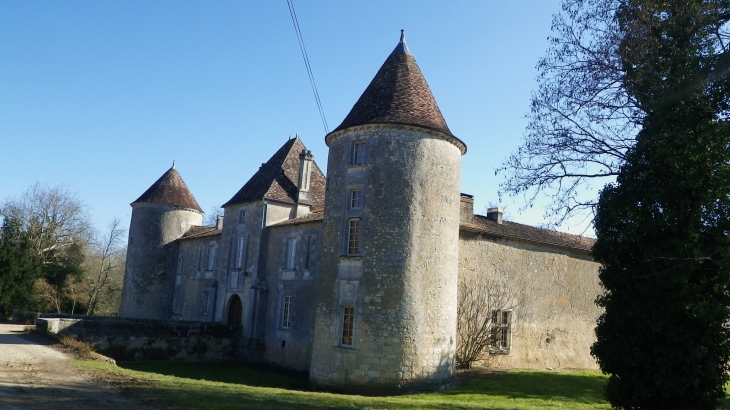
227 294 242 325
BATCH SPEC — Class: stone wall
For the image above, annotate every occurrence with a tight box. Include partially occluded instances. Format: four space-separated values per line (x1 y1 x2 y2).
37 315 241 361
458 231 601 370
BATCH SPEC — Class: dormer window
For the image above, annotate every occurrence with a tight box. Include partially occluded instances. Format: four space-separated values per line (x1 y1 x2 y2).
350 141 366 166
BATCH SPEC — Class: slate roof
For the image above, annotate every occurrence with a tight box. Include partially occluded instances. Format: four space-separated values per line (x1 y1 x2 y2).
332 30 456 138
131 166 203 213
179 225 221 240
269 210 324 227
460 215 595 251
222 137 326 208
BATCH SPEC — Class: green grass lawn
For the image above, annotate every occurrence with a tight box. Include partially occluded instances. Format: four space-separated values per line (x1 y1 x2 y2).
74 361 730 409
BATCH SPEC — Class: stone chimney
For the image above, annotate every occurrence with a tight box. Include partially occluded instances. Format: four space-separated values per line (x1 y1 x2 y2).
487 207 503 224
460 193 474 224
297 149 314 205
216 215 224 230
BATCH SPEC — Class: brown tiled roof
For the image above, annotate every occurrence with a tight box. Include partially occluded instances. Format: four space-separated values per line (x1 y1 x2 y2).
222 137 326 208
269 211 324 227
332 31 454 138
460 215 595 251
132 167 203 213
180 225 221 240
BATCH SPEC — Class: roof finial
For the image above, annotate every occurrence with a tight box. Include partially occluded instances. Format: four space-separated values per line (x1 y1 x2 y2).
171 160 176 170
391 29 411 55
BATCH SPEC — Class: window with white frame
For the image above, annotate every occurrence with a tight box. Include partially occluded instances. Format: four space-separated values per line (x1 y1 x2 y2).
349 189 362 209
341 306 355 346
238 209 246 224
236 236 245 268
350 141 366 165
286 237 297 269
207 244 217 271
490 310 512 352
281 295 292 329
201 291 210 315
347 219 361 255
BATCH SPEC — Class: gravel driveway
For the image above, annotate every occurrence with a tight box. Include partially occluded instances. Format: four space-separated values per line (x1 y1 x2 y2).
0 323 155 409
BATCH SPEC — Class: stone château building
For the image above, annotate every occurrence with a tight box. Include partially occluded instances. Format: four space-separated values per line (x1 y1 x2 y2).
119 32 601 393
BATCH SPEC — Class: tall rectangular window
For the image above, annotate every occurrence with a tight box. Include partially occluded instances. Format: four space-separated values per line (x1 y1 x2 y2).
341 306 355 346
350 141 366 165
197 245 203 271
172 289 179 313
348 219 361 255
286 238 297 269
304 236 311 270
350 189 362 209
490 310 512 352
177 255 184 275
236 236 245 268
281 295 292 329
201 291 210 315
238 209 246 224
207 244 217 271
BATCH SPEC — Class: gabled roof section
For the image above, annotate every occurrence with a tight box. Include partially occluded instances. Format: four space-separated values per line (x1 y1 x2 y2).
269 210 324 228
131 165 203 213
460 215 595 252
332 30 454 137
222 137 326 208
180 225 221 240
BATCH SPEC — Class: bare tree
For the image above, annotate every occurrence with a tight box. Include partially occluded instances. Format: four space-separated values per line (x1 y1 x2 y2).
203 205 223 227
85 219 126 315
498 0 639 227
456 273 520 369
0 182 93 265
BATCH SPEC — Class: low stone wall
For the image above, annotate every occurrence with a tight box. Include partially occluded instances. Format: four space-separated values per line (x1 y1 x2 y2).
37 316 242 361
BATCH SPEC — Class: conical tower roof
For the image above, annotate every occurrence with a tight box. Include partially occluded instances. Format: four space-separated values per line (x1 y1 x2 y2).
131 164 203 213
332 30 455 138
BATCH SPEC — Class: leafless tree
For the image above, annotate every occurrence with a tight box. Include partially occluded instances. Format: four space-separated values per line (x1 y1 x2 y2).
85 219 126 315
0 182 93 266
456 273 520 369
203 205 223 227
498 0 639 227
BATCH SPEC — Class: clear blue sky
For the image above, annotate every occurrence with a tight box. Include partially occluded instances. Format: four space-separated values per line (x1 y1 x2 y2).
2 0 594 238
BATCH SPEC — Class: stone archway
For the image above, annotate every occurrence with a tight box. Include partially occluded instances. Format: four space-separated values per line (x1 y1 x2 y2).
227 294 242 325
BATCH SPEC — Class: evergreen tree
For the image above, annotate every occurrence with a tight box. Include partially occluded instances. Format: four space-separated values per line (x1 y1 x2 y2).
592 1 730 408
0 218 41 316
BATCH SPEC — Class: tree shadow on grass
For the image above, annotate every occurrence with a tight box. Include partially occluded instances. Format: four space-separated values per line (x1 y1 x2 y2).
444 370 609 405
118 362 311 391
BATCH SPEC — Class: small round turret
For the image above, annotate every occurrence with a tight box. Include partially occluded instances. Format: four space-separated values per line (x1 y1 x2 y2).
119 165 203 319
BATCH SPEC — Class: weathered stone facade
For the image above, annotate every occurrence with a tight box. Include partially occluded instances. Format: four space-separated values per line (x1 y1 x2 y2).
118 32 602 394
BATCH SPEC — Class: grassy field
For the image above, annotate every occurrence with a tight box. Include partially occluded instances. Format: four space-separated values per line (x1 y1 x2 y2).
75 360 730 409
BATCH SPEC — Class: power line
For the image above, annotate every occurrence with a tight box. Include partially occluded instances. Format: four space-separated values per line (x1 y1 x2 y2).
286 0 329 133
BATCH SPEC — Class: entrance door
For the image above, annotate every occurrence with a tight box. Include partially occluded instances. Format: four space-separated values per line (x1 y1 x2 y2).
227 294 242 325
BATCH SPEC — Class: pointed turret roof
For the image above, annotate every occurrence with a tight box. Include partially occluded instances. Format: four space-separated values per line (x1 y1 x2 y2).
222 137 326 207
132 165 203 213
332 30 455 138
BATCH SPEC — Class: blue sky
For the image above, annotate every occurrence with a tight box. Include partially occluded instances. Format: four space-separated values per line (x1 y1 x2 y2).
2 0 596 237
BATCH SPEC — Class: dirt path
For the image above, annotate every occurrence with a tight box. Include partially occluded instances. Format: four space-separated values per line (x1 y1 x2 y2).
0 323 156 410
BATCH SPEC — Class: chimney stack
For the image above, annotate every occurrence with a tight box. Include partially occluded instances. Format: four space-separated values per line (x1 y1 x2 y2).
297 149 314 205
460 193 474 223
487 207 503 224
216 214 224 230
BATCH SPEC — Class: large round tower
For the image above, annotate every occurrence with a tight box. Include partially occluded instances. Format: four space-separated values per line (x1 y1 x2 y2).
310 31 467 393
119 164 203 319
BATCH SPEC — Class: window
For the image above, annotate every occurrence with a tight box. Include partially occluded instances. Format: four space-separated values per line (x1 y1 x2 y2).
207 244 217 271
238 209 246 224
281 295 292 329
490 310 512 352
286 238 297 269
172 289 179 313
347 219 361 255
349 189 362 209
236 236 245 268
197 245 203 271
341 306 355 346
177 255 184 275
304 236 311 270
201 291 210 315
350 141 366 165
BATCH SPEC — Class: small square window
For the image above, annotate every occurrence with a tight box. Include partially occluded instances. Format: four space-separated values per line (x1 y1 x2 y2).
347 219 361 255
350 141 366 165
281 295 292 329
341 306 355 346
350 189 362 209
